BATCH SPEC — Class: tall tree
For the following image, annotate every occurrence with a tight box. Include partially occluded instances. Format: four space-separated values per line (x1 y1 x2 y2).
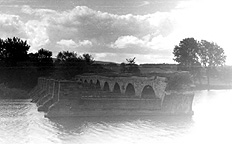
81 53 94 65
29 48 54 77
0 37 35 90
53 51 79 79
198 40 226 86
56 51 77 62
79 53 95 73
0 37 30 66
54 51 95 79
173 38 200 73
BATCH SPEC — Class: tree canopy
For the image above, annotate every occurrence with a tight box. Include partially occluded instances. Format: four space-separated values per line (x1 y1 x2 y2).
56 51 78 62
198 40 226 67
173 37 226 87
53 51 95 79
198 40 226 86
0 37 103 90
173 38 200 72
0 37 30 66
29 48 54 77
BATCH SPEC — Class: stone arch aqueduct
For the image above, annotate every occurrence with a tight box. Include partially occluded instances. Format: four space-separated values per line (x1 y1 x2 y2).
31 74 168 111
75 75 167 100
30 73 194 116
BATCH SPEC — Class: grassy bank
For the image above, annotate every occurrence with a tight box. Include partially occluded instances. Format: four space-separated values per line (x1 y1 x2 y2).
194 76 232 90
0 83 29 99
194 84 232 90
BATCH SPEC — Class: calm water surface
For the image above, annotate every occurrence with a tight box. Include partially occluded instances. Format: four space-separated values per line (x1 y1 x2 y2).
0 90 232 144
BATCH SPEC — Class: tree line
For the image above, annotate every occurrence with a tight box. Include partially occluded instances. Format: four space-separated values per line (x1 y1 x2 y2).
0 36 228 90
0 37 109 90
0 37 141 90
173 37 227 86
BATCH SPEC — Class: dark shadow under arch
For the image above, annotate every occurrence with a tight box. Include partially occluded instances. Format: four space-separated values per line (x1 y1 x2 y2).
113 83 121 93
95 80 101 89
103 82 110 91
141 85 156 99
90 80 93 84
87 79 94 89
125 83 135 96
83 79 89 87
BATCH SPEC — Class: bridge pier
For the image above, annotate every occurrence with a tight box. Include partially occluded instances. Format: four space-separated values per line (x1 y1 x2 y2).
99 80 105 90
117 81 125 94
134 83 143 98
108 81 115 92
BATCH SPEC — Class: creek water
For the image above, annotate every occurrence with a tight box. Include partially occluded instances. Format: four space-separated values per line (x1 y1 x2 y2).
0 90 232 144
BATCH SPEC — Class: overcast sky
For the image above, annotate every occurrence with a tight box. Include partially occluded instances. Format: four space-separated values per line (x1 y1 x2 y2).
0 0 231 64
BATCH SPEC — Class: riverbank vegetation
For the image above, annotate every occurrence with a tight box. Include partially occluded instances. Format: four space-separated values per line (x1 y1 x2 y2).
173 38 227 89
0 36 230 99
0 83 28 99
0 37 111 95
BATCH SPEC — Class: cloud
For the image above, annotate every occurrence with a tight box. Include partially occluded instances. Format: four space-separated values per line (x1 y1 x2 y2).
17 2 232 64
24 20 50 51
0 0 229 64
57 39 78 47
0 5 175 64
137 1 150 7
110 34 170 53
21 5 57 17
20 5 175 56
21 5 174 42
111 35 145 49
0 14 26 38
19 3 222 63
56 39 93 53
0 13 50 53
57 39 92 47
78 40 93 47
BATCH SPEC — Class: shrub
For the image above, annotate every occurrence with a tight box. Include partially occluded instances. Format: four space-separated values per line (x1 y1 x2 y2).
166 72 193 91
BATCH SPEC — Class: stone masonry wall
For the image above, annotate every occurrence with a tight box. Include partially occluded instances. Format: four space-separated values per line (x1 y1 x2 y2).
30 77 194 116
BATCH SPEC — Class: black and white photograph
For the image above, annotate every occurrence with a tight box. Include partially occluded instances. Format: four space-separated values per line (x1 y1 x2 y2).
0 0 231 143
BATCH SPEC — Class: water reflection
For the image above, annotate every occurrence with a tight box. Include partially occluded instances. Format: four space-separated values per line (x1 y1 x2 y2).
51 90 232 144
0 90 232 144
0 100 62 144
189 90 232 144
50 115 193 144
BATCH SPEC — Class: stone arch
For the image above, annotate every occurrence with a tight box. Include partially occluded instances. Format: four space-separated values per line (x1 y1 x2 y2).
125 83 135 96
103 82 110 91
113 82 121 93
84 79 88 83
90 79 93 84
141 85 156 99
86 79 94 89
95 80 101 89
